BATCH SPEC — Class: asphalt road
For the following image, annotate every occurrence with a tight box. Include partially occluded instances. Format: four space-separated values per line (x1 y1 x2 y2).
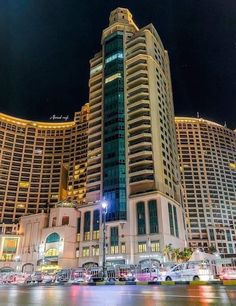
0 285 236 306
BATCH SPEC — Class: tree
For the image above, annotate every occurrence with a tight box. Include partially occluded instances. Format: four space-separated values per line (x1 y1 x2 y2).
172 248 181 262
181 247 193 261
163 244 173 261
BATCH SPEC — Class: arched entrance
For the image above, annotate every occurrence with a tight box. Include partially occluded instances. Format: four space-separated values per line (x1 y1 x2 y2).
139 259 160 268
22 263 34 273
82 262 98 269
46 232 60 243
0 266 14 273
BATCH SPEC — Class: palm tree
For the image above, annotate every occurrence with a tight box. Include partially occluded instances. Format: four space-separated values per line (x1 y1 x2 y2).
181 247 193 261
172 248 181 262
163 244 173 261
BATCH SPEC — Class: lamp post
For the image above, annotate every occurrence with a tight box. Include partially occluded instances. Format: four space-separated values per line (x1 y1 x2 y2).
101 200 108 280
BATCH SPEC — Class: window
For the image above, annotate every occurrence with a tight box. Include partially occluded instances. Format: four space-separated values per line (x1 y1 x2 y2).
90 64 103 76
151 241 160 252
93 231 99 240
105 52 123 64
105 73 122 84
82 247 89 257
77 217 81 242
45 248 59 257
226 230 231 241
62 216 69 226
209 229 215 241
148 200 159 234
121 242 126 254
84 211 91 241
110 227 119 254
93 210 100 231
137 202 146 235
228 244 234 254
84 232 90 241
52 217 57 227
138 242 146 253
173 206 179 238
46 232 60 243
111 245 119 254
77 217 81 233
92 245 99 256
168 203 175 236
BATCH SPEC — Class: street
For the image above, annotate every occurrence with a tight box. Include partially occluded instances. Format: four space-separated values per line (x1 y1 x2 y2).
0 285 236 306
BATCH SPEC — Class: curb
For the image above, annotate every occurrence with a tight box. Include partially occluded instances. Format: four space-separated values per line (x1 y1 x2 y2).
84 280 223 286
16 280 230 287
189 281 208 286
223 280 236 286
161 281 175 285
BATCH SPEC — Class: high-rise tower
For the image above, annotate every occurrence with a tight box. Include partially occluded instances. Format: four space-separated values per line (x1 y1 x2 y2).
176 117 236 256
0 104 88 235
78 8 186 267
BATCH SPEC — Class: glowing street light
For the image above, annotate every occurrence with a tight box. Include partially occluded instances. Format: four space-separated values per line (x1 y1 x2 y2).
101 200 108 280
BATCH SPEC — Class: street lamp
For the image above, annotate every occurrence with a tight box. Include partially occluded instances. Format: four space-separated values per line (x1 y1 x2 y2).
148 238 152 280
101 200 108 280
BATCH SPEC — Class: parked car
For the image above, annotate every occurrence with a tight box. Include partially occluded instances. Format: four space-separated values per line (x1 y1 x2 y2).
136 268 160 282
42 274 54 284
88 275 104 282
31 272 43 283
219 267 236 280
118 273 136 282
56 269 71 283
159 262 214 281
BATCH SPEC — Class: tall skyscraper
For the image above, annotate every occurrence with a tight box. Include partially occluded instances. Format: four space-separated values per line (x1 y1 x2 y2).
0 106 88 234
176 117 236 256
78 8 186 267
67 104 89 204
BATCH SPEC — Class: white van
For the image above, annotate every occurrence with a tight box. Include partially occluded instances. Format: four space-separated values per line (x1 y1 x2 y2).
159 261 214 281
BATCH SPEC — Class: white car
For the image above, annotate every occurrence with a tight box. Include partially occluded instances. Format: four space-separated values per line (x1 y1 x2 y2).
42 274 54 284
70 277 86 284
160 262 214 281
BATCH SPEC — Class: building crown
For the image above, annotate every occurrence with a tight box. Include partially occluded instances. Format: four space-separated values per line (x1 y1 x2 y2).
109 7 134 26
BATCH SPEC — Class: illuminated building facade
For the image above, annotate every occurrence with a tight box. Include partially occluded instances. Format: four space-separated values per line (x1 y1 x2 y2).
17 201 80 272
0 105 88 235
67 104 89 204
176 117 236 256
78 8 186 267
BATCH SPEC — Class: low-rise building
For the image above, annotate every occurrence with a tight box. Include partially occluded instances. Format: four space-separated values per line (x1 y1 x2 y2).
16 201 80 272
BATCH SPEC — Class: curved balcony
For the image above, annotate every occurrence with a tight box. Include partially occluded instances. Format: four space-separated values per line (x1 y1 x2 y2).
129 147 152 157
128 131 152 142
126 48 147 61
127 63 147 76
129 155 153 165
128 115 151 126
129 172 155 182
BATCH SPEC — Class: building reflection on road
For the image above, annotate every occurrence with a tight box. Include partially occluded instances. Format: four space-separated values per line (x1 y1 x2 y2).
0 285 235 306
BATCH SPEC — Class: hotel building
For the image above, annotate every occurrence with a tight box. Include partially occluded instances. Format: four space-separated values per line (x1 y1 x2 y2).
77 8 186 268
176 117 236 256
67 104 89 205
0 105 88 236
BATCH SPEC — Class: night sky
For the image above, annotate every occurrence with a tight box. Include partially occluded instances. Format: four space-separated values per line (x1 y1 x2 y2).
0 0 235 128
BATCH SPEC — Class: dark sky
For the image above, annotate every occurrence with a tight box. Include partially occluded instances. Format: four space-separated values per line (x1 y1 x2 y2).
0 0 235 128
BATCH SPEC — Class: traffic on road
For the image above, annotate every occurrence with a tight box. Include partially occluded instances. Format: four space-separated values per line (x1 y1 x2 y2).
1 259 236 285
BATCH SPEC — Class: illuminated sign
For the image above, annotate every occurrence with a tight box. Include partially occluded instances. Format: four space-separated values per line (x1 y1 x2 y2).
2 237 19 254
